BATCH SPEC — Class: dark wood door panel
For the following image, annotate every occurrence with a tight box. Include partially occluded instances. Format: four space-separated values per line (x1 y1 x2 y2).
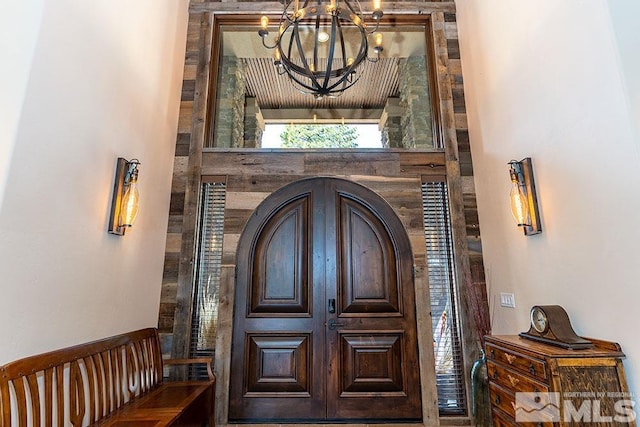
340 332 405 394
229 321 323 419
327 180 422 420
338 195 400 315
330 330 422 420
231 181 325 421
250 196 310 316
244 333 311 395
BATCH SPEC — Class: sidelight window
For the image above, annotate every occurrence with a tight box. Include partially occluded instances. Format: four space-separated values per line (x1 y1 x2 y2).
189 181 226 379
422 181 466 415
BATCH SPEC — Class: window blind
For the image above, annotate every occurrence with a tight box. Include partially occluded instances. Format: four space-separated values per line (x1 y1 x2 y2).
422 181 466 415
189 182 226 379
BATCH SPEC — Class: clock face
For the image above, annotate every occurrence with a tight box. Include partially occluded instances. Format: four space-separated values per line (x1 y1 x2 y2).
531 307 549 334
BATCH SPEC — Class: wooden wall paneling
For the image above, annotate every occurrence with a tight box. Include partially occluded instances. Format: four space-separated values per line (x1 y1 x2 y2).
202 150 447 177
214 264 235 425
201 151 306 175
178 102 194 134
222 209 252 234
190 2 456 14
224 191 270 209
447 50 482 262
159 2 489 424
442 14 486 321
221 234 240 266
432 11 485 421
171 11 213 361
400 154 446 175
159 12 206 338
224 174 309 192
303 151 401 175
414 265 440 424
433 3 474 363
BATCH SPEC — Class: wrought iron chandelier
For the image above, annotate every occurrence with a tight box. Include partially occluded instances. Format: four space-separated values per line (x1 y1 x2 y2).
258 0 384 99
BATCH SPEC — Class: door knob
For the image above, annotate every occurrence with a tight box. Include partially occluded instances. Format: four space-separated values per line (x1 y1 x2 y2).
328 318 345 330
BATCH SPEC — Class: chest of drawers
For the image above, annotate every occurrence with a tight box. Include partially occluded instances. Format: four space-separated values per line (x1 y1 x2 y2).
484 335 634 427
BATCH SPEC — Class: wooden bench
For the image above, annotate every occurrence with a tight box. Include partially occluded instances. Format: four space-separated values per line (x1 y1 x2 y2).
0 328 215 426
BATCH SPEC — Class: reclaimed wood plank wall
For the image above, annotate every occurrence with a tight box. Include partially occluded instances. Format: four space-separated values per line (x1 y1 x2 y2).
204 151 445 269
158 1 487 423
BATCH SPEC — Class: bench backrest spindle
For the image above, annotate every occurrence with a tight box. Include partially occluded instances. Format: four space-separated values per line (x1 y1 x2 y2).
0 328 164 426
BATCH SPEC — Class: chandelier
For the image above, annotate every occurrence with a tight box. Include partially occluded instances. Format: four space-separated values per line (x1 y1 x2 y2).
258 0 384 99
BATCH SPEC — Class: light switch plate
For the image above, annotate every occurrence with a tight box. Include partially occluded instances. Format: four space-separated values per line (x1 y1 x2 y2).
500 292 516 308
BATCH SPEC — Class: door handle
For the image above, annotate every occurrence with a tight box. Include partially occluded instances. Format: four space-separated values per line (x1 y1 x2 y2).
328 318 345 330
328 298 336 313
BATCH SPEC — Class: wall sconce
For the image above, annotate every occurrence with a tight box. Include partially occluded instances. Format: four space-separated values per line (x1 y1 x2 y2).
508 157 541 236
108 157 140 236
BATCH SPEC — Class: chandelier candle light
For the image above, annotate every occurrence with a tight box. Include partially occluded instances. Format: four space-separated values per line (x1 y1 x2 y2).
258 0 384 99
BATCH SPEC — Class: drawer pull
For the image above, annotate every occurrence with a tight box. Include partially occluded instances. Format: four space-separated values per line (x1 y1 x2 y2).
511 401 516 411
495 395 501 405
492 370 498 380
490 349 495 359
529 363 536 375
507 374 520 387
505 353 517 364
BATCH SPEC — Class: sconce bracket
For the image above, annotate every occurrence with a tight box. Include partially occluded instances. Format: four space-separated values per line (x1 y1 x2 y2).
108 157 130 236
519 157 542 236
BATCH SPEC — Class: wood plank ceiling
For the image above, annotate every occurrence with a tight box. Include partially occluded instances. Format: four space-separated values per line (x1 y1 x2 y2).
243 57 399 110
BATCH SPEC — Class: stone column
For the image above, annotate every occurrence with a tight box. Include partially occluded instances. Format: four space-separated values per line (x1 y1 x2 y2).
380 97 403 148
212 56 247 148
398 55 433 149
243 97 265 148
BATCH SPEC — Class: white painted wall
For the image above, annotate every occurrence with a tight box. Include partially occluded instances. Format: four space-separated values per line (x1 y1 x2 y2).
0 0 188 364
0 0 46 212
456 0 640 395
608 0 640 147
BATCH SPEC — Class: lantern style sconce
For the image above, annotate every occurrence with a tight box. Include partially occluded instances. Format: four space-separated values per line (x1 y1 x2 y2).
108 157 140 236
508 157 541 236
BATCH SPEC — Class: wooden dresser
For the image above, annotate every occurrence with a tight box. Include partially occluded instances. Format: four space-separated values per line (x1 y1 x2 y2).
484 335 635 426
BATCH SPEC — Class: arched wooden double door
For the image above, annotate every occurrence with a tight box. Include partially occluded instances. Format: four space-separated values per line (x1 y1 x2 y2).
229 177 422 422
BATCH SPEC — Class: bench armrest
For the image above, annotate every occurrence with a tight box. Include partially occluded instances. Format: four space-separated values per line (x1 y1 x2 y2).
164 358 215 381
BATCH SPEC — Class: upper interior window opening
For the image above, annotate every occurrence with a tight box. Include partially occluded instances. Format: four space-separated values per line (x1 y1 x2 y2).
209 22 436 150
